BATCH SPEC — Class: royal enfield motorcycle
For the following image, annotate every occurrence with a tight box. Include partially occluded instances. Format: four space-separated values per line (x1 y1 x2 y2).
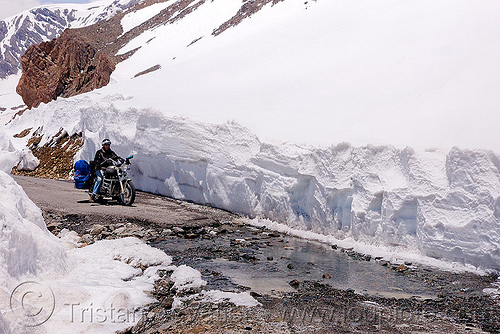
89 155 136 206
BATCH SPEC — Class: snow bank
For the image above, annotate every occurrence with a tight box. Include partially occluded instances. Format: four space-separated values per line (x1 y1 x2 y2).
16 148 39 171
0 128 20 173
0 168 67 333
0 170 67 289
6 96 500 272
0 312 11 334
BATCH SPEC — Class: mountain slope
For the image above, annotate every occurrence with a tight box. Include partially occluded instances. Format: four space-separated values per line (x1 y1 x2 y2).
108 0 500 151
0 0 141 80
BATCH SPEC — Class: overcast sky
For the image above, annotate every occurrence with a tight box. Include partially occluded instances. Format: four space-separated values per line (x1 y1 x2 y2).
0 0 96 20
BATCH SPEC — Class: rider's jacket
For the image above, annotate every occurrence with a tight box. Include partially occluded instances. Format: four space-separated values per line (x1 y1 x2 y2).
94 148 120 170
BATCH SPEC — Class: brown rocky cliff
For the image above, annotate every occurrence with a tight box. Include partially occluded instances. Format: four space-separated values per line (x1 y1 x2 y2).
16 30 116 109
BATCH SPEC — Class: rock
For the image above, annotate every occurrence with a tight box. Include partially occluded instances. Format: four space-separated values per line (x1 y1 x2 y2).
90 224 105 235
396 264 408 273
116 326 133 334
116 226 145 238
161 296 174 309
113 227 127 235
158 269 175 278
162 228 173 235
172 227 185 234
289 280 300 288
218 224 233 234
79 234 94 244
17 30 116 108
331 244 338 250
230 238 247 245
249 291 261 298
46 221 62 232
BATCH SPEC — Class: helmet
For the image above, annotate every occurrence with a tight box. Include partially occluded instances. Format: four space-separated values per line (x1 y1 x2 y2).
102 138 111 146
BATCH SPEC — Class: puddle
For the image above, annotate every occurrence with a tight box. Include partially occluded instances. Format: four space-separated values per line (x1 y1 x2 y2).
152 225 439 299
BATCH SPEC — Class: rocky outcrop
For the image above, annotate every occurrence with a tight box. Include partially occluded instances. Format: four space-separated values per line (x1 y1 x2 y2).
16 31 116 108
213 0 285 36
11 128 83 178
0 1 142 79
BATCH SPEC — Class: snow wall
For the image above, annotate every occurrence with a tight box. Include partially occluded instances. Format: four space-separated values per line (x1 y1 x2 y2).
7 95 500 272
0 130 67 290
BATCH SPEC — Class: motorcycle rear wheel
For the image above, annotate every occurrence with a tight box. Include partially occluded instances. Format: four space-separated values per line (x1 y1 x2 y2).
119 181 136 206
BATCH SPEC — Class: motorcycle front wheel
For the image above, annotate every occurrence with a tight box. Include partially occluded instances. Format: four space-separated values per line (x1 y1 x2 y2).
119 181 136 206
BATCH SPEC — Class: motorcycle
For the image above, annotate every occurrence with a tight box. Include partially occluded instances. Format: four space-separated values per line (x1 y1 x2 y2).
89 155 136 206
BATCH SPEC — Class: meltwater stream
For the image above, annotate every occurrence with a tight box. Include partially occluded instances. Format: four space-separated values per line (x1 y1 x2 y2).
152 224 441 299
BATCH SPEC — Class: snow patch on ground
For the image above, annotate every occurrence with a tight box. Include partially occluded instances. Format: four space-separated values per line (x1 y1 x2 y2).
201 290 261 307
171 264 207 291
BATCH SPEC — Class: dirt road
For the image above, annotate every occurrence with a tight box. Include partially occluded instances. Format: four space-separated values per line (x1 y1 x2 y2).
13 175 232 228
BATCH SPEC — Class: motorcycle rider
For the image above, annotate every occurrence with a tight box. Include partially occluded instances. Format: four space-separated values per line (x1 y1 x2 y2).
90 138 121 201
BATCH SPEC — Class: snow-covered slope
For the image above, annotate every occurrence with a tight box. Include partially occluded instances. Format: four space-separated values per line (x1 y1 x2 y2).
3 0 500 273
107 0 500 151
